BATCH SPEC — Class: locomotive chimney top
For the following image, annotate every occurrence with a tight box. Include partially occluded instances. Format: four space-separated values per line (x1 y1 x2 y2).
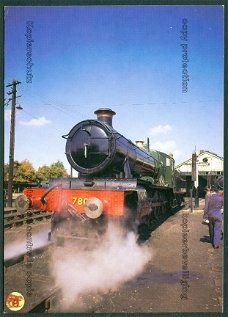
94 108 116 127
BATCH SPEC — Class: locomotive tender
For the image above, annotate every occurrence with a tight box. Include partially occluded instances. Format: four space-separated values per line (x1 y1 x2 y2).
16 108 184 240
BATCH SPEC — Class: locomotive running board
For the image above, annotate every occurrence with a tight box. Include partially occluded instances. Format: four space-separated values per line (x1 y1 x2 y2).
49 178 138 190
49 177 171 191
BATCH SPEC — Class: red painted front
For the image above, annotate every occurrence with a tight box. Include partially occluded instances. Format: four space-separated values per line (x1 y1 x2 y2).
23 187 125 216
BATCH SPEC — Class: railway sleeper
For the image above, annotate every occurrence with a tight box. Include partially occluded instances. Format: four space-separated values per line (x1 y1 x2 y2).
29 288 60 313
4 213 51 228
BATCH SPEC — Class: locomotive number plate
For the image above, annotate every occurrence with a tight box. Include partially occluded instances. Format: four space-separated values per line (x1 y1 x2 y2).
72 197 88 205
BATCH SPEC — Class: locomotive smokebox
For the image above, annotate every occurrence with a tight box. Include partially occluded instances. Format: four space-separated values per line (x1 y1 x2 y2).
64 108 158 177
94 108 116 127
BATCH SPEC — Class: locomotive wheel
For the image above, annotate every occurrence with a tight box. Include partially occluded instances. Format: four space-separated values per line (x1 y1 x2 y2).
137 219 151 241
51 218 70 246
154 205 166 224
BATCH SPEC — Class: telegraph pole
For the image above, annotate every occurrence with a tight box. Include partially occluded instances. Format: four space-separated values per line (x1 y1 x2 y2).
6 80 21 207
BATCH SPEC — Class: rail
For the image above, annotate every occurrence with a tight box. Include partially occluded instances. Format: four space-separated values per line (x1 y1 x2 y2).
4 207 52 229
4 242 59 313
28 287 60 313
4 242 52 269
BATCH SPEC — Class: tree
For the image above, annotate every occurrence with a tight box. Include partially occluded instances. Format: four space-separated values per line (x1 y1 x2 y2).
36 161 68 182
49 161 69 179
4 160 36 182
4 163 9 181
4 160 69 183
36 165 50 182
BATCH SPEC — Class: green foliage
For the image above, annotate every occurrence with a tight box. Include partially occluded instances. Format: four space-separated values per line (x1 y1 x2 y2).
4 160 36 182
36 161 68 182
4 163 9 181
4 160 69 183
36 165 50 182
49 161 69 179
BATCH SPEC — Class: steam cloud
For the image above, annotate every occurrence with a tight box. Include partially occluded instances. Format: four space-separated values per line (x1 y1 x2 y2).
50 222 151 312
4 228 49 260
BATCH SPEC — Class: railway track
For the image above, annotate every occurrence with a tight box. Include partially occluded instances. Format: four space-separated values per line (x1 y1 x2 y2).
4 240 60 313
4 207 52 229
4 242 52 269
28 288 60 312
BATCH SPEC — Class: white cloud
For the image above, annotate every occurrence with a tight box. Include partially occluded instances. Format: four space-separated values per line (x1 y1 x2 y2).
149 124 172 135
172 149 182 158
20 116 52 127
151 140 176 152
150 140 182 158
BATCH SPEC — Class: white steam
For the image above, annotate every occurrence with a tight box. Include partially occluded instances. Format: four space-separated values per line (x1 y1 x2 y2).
4 228 50 260
50 222 151 311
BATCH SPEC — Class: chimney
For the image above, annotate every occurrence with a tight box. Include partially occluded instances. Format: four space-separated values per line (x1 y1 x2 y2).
94 108 116 127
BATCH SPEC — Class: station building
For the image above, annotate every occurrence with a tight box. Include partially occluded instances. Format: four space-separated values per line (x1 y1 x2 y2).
175 150 223 197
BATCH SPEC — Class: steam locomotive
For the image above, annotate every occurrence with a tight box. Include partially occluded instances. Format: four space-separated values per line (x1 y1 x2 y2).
16 108 185 241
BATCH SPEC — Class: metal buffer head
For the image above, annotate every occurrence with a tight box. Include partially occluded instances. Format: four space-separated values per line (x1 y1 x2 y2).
84 197 103 219
15 194 30 212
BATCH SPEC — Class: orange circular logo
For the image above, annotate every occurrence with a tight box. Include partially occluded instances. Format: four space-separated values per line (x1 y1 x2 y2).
5 292 25 311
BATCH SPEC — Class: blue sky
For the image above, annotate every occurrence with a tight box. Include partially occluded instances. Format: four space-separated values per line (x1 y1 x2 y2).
4 5 224 173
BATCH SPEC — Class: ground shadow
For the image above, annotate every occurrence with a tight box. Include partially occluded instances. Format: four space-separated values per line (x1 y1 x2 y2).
200 235 211 244
138 205 183 242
